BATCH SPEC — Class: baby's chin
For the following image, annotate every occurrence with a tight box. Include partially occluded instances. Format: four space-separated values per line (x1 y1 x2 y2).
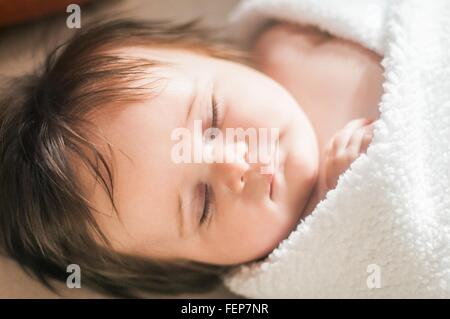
252 202 311 263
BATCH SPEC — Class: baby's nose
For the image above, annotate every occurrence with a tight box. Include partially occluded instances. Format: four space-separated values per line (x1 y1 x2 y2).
210 141 249 194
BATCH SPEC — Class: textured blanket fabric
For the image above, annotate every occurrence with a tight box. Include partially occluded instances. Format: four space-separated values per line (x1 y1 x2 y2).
223 0 450 298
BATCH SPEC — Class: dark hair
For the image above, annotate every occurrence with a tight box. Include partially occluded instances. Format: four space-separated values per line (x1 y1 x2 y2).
0 19 248 298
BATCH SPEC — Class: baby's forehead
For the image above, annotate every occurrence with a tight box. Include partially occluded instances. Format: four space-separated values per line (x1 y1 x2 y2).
82 45 211 166
77 78 192 214
91 77 194 128
110 45 211 67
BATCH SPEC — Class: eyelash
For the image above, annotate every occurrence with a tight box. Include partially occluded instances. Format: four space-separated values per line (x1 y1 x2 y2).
211 95 218 128
200 94 221 225
200 184 212 225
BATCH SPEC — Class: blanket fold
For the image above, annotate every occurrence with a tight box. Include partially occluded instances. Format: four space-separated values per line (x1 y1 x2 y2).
223 0 450 298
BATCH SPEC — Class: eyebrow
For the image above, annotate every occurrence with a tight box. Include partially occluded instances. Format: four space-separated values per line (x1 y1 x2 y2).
177 79 199 239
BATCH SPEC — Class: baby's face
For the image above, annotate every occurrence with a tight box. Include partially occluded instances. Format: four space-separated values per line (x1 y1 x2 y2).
86 47 319 265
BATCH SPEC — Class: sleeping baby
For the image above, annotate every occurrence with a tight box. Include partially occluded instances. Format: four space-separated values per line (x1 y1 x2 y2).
0 19 383 297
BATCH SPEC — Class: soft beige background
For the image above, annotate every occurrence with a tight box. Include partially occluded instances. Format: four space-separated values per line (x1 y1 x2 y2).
0 0 242 299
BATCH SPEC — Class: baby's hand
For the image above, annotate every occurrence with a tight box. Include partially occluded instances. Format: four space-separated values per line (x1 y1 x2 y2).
324 118 375 189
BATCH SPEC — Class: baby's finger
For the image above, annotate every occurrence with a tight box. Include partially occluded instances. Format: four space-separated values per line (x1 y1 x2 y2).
332 118 371 155
347 126 369 159
360 124 375 154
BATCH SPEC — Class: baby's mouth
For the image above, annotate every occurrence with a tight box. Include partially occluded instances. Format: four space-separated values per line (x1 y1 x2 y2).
269 173 277 200
256 138 284 201
266 172 275 200
260 164 278 201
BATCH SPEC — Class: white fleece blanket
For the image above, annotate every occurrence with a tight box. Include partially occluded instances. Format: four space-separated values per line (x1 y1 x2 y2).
223 0 450 298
